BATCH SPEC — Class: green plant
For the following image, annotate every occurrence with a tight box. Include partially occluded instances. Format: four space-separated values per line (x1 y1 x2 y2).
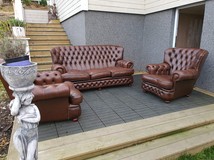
40 0 47 6
0 35 27 60
0 18 25 38
22 0 32 6
7 18 26 27
0 20 12 38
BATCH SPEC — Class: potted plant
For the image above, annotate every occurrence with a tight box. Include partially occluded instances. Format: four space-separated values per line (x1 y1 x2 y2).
9 18 26 37
0 33 37 88
0 35 30 66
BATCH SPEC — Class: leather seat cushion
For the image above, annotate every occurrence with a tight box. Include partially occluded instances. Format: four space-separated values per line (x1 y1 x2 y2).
107 67 134 77
33 83 70 101
86 69 111 79
142 74 173 90
62 70 90 81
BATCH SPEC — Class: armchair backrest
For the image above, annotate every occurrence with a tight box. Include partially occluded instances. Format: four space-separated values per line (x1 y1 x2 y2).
34 71 63 85
164 48 208 74
50 45 124 71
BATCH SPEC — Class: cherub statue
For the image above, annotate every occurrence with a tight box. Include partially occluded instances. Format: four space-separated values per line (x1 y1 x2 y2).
9 90 40 160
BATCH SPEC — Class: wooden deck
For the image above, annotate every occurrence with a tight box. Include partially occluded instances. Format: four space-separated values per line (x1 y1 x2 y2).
7 74 214 160
38 75 214 141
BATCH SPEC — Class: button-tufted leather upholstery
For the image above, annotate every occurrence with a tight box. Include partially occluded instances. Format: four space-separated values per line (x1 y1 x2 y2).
51 45 134 90
32 71 82 122
142 48 208 102
0 69 83 122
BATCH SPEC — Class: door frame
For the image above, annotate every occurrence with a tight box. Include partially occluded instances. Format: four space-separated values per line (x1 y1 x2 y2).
172 2 205 47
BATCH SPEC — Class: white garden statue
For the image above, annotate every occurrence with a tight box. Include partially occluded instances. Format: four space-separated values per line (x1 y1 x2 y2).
9 85 40 160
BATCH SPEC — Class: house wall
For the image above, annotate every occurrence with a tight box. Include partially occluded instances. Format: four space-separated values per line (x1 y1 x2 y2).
141 9 175 70
55 0 88 22
197 0 214 92
56 0 205 22
62 11 145 71
61 12 86 45
88 0 144 15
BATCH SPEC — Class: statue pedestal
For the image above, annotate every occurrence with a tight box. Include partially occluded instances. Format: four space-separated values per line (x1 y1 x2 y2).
9 85 41 160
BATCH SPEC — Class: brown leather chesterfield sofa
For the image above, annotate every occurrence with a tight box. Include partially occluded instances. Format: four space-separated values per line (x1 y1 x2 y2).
50 45 134 90
142 48 208 102
0 70 83 122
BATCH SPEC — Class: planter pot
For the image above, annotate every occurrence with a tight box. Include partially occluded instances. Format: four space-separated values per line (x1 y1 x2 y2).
5 55 31 66
0 62 37 88
12 27 26 37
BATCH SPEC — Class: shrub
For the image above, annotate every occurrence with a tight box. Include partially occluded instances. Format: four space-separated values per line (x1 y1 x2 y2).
22 0 31 6
0 36 27 60
40 0 47 6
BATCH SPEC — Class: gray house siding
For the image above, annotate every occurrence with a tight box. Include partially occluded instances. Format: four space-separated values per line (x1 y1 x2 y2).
198 0 214 92
61 12 86 45
85 11 145 72
142 10 175 70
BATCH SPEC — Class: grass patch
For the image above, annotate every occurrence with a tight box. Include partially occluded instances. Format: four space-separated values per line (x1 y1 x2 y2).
177 146 214 160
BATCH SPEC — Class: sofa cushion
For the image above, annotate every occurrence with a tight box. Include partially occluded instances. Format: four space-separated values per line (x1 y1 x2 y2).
62 70 90 81
142 74 173 90
107 67 134 77
33 83 70 101
86 69 111 79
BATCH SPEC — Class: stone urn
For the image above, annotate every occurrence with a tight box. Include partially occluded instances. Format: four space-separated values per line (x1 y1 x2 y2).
0 62 41 160
0 62 37 88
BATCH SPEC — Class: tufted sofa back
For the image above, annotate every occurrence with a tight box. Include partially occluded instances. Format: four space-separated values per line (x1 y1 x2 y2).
50 45 124 71
34 71 63 85
164 48 208 74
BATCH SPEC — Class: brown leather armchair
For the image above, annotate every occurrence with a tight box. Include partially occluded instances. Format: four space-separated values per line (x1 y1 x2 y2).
142 48 208 102
0 70 83 122
33 71 82 122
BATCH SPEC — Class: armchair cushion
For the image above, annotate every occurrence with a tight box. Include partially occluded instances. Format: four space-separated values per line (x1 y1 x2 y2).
142 74 173 90
32 83 70 101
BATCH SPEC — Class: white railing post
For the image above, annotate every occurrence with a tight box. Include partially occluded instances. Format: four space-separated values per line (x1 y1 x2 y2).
13 0 24 21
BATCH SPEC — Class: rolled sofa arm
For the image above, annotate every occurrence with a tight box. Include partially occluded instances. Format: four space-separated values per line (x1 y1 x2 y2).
116 59 134 68
64 81 83 105
146 63 170 75
51 64 66 74
172 69 198 81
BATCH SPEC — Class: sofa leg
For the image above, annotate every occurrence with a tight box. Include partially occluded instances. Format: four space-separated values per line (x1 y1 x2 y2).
72 118 78 122
165 100 170 103
186 94 190 97
98 88 102 91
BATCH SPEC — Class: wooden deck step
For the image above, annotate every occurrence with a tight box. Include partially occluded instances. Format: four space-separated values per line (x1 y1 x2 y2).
27 28 64 32
38 104 214 160
89 123 214 160
30 45 67 51
30 51 51 56
29 40 70 45
29 35 69 41
27 31 67 36
27 23 62 28
31 55 52 62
